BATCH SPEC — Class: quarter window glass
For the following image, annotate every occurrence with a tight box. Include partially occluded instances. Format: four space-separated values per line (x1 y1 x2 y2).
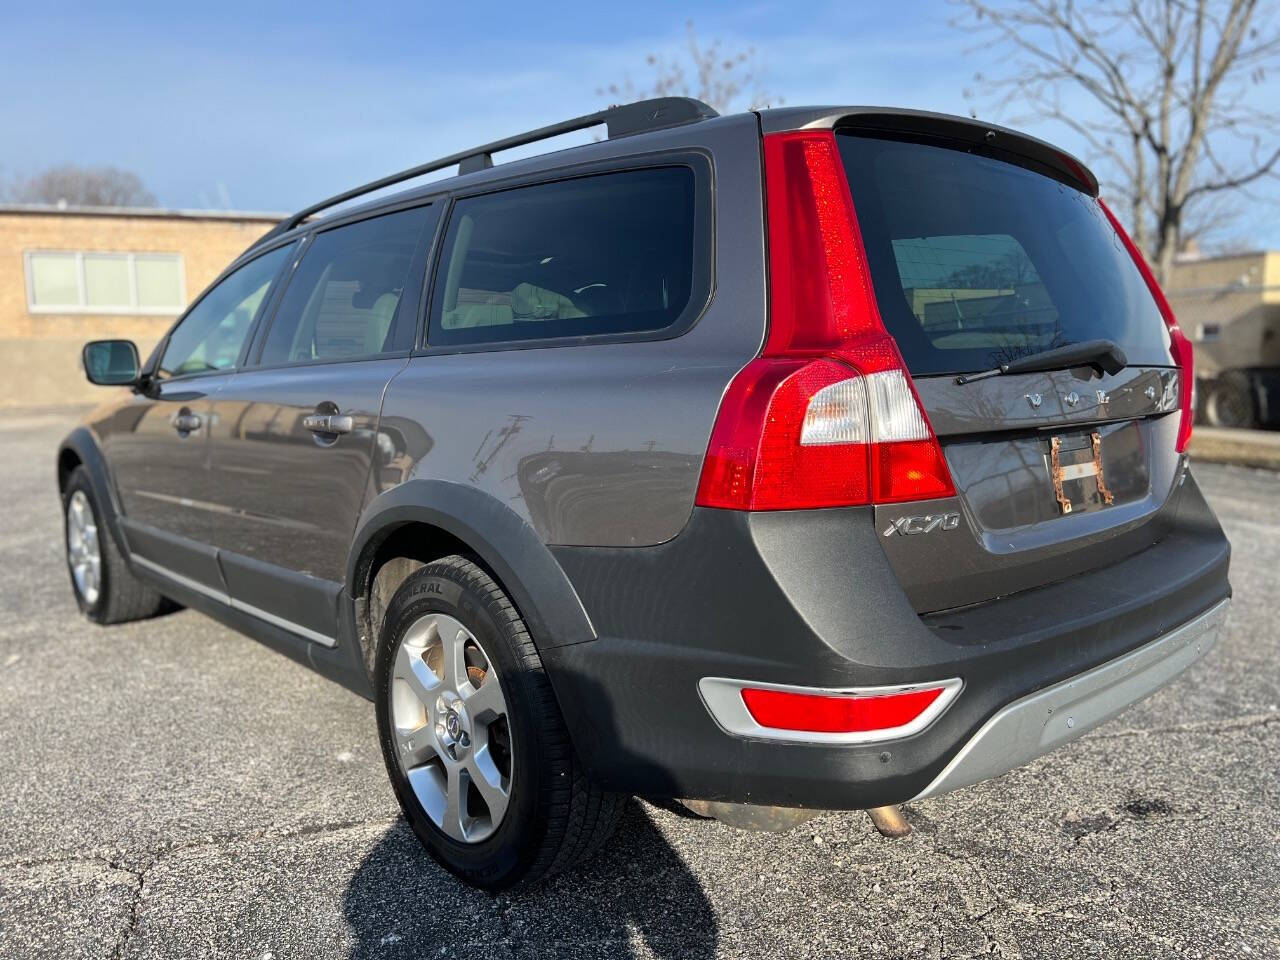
159 244 291 378
259 206 430 366
428 167 697 346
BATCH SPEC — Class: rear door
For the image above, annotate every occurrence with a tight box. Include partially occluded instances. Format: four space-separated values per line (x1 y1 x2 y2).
206 203 437 644
835 131 1185 612
104 243 294 592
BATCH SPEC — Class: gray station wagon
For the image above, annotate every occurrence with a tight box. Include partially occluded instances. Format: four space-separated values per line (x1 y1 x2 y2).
59 97 1231 890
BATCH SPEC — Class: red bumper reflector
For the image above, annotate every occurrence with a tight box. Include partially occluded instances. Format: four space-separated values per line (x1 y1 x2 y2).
739 686 946 734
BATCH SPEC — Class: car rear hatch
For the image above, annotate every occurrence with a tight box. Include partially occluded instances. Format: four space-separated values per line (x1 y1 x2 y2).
832 122 1192 613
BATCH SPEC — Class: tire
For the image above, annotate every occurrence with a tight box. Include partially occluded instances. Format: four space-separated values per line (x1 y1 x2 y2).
1203 372 1258 429
63 466 166 624
374 555 623 891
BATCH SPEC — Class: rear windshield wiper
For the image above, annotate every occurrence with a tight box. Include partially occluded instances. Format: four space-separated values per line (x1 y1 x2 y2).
955 339 1128 385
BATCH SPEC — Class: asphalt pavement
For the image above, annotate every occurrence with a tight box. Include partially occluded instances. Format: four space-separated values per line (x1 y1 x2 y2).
1 409 1276 959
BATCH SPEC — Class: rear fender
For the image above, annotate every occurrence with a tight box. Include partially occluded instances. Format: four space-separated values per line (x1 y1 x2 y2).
346 480 597 653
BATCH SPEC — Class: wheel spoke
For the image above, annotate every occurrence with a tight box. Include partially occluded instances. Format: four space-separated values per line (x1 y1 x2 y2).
462 675 505 721
466 748 510 825
393 641 439 704
441 761 469 842
394 720 438 770
441 627 469 692
407 762 448 831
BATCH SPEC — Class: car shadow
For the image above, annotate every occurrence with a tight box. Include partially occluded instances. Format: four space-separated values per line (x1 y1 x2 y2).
343 799 717 959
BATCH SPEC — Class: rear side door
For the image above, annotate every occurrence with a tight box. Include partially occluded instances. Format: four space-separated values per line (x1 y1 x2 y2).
207 203 438 645
104 242 295 591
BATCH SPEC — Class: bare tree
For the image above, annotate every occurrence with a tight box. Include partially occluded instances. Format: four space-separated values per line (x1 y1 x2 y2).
954 0 1280 282
7 165 156 208
599 21 780 115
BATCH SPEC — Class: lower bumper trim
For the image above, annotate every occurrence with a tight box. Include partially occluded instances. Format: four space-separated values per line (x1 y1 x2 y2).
912 597 1230 801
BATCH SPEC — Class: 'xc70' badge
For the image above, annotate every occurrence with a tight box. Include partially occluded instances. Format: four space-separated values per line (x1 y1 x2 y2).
883 513 961 537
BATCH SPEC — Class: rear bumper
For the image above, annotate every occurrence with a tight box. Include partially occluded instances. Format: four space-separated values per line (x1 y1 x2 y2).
913 597 1228 800
540 473 1231 809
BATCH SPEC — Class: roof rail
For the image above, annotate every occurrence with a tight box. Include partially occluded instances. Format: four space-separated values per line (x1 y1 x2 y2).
250 97 718 250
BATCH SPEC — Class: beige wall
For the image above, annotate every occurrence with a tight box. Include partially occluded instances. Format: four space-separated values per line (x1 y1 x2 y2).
1168 251 1280 301
1166 251 1280 376
0 210 277 407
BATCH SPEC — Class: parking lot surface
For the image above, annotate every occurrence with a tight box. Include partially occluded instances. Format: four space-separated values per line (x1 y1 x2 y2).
1 410 1277 959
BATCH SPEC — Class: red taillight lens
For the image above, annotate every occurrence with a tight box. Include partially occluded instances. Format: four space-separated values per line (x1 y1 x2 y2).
740 685 946 734
695 130 953 510
1099 200 1194 453
696 358 870 510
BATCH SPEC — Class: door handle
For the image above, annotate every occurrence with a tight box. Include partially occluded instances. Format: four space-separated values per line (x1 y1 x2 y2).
303 413 354 435
171 412 202 433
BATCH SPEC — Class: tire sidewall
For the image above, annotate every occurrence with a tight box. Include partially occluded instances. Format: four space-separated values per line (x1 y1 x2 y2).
1208 376 1256 429
63 469 109 621
374 562 552 889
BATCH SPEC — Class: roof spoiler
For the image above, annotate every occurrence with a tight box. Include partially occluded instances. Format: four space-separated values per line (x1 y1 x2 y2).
758 106 1099 197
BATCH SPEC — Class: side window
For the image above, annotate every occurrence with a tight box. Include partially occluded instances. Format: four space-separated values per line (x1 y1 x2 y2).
428 167 698 347
258 206 430 366
159 244 292 379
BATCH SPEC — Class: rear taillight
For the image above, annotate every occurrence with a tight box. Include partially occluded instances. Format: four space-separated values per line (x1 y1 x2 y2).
1099 200 1194 453
695 130 953 511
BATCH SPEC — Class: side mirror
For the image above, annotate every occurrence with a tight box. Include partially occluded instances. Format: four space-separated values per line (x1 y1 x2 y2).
82 340 141 386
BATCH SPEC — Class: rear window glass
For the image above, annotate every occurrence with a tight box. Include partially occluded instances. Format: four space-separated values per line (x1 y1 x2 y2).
836 133 1171 377
428 167 698 347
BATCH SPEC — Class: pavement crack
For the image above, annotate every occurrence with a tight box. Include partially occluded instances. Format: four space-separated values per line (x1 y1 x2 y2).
96 854 150 960
2 814 400 873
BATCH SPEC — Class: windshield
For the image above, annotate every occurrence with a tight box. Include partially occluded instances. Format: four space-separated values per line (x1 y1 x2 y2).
836 132 1171 377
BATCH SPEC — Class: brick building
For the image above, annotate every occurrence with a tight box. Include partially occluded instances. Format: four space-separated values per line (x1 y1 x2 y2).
0 204 281 407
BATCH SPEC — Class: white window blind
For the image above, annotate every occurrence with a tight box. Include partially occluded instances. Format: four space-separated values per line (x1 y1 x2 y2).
25 251 185 313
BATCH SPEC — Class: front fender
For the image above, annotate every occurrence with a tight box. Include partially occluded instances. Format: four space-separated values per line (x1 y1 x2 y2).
347 479 596 650
58 427 131 562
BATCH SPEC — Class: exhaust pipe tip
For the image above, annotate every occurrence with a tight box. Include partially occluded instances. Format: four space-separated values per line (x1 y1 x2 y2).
866 805 912 838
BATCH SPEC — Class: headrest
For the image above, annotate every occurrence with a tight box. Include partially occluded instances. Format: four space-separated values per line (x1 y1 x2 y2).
510 282 561 319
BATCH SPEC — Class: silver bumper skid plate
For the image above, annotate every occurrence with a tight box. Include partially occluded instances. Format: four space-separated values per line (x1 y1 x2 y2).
913 598 1230 801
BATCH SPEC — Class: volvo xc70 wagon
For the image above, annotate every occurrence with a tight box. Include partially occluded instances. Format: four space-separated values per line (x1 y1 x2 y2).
59 98 1231 890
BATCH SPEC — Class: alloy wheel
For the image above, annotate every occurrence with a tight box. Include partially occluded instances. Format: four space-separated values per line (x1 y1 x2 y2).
390 613 513 844
66 491 101 606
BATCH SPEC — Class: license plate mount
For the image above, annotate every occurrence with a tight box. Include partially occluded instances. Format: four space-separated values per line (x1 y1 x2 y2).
1049 431 1115 515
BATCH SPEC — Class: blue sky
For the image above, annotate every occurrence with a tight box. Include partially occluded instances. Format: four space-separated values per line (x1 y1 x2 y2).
2 1 1277 247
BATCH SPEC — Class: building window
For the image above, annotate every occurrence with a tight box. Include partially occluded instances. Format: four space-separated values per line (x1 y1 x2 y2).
24 251 185 314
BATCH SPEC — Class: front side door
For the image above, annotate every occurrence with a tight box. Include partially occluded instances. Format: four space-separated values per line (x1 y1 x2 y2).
208 204 437 643
104 242 295 590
